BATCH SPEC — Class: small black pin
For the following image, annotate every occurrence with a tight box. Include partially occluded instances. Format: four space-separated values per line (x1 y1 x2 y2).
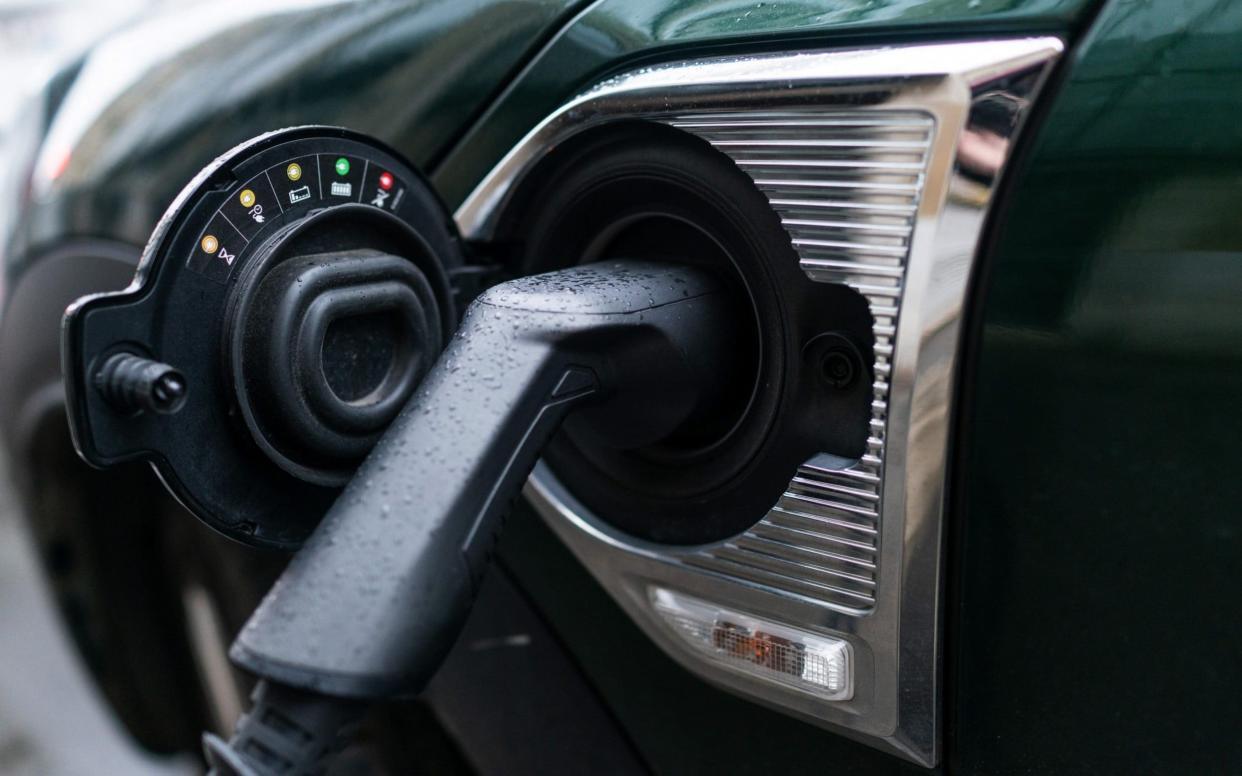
95 352 188 415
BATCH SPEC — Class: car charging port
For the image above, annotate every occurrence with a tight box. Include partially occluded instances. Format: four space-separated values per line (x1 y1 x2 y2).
226 208 451 487
571 213 759 459
495 122 875 544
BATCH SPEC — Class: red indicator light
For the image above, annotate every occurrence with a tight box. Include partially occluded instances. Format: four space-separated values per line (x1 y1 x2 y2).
50 149 73 181
378 172 394 191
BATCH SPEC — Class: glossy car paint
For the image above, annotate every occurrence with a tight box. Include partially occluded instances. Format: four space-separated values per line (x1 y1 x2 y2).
0 0 581 444
4 0 1097 271
434 0 1097 205
952 0 1242 771
6 0 582 271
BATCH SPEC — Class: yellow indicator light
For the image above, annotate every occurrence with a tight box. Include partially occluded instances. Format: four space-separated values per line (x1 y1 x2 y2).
239 189 256 208
201 235 219 254
286 163 302 181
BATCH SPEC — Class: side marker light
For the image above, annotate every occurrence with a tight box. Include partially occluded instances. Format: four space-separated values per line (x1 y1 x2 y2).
650 587 853 700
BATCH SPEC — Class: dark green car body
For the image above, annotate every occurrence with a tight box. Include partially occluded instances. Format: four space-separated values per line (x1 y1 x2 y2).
2 0 1238 772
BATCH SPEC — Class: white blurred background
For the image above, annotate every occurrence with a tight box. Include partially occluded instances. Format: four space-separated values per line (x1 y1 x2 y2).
0 5 195 774
1 1 149 237
0 1 142 125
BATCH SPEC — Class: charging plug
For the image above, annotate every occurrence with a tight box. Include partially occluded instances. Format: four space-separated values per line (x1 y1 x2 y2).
206 261 737 774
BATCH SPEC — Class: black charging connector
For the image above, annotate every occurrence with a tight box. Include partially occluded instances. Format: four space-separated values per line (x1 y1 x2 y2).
204 260 739 774
204 681 364 776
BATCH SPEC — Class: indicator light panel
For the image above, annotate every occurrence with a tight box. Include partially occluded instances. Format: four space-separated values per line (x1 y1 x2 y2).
183 144 408 283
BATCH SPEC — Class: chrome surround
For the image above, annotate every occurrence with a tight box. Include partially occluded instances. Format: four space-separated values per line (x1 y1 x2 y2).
670 109 936 616
456 39 1062 766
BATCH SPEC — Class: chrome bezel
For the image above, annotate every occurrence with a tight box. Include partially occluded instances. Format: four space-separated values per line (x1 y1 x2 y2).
456 38 1062 766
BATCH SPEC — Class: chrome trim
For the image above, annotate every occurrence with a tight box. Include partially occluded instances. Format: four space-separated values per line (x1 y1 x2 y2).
671 110 935 614
456 38 1062 766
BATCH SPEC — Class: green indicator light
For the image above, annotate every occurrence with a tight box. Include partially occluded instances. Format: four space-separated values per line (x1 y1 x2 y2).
334 157 350 176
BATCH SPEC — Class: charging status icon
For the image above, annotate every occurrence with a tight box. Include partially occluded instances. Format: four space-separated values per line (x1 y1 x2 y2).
334 157 350 176
286 163 303 181
238 189 256 208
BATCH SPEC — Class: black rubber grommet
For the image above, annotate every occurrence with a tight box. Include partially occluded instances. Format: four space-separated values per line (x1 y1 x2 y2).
247 255 438 459
225 205 451 486
296 280 430 433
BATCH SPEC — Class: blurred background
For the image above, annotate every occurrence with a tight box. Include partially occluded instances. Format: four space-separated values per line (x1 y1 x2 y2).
1 5 195 774
1 0 162 264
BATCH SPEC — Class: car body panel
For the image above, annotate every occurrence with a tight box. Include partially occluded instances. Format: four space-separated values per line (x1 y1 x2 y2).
6 0 583 274
953 0 1242 771
432 0 1098 205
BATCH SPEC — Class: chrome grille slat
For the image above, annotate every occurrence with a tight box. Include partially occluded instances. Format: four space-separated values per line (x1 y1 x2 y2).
683 554 878 607
768 198 918 213
714 546 877 592
780 218 912 234
793 237 908 254
770 500 877 528
802 465 879 485
776 497 878 526
789 477 881 504
799 258 906 277
748 522 877 565
761 514 877 553
849 284 903 297
711 136 931 146
751 178 922 193
733 537 878 583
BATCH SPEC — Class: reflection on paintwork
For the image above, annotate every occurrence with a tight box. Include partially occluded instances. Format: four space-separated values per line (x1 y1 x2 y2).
434 0 1093 205
959 1 1242 771
593 0 1087 40
12 0 578 274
